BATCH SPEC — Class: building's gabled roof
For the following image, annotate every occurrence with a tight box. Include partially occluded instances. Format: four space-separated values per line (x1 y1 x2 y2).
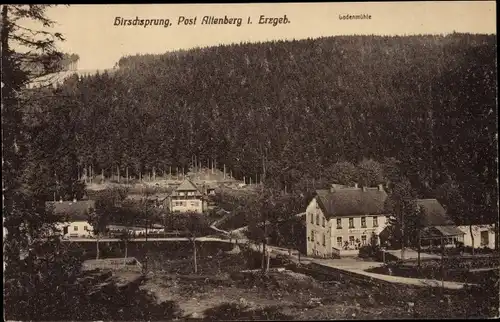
176 179 200 192
169 179 203 198
416 199 456 227
316 187 388 219
45 200 95 222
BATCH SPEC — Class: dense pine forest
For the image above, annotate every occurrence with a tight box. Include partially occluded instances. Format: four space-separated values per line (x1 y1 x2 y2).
26 33 497 218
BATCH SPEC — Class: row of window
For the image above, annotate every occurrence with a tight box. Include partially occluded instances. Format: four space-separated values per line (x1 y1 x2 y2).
336 235 367 248
309 231 373 249
73 225 89 232
173 201 199 207
338 217 378 229
310 214 378 228
310 213 327 227
310 230 326 246
178 191 197 196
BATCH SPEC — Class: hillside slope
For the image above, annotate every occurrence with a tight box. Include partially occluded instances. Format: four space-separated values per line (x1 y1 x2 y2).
29 34 497 216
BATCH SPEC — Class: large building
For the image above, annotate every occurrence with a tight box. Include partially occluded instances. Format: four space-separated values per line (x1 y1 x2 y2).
168 179 207 214
305 183 389 258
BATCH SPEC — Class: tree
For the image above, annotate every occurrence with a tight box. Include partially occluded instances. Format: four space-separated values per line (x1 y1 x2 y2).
137 185 163 273
357 158 385 187
87 188 127 259
4 238 86 320
118 199 139 262
2 4 66 267
87 208 103 260
384 178 422 260
88 187 129 260
182 212 210 274
434 180 478 254
381 157 403 193
324 161 358 186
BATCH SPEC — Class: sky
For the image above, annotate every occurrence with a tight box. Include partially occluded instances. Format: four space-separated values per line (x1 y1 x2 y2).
21 2 498 70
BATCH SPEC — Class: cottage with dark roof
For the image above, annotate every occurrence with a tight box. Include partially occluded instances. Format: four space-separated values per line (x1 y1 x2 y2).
306 183 389 258
378 198 465 250
46 199 96 238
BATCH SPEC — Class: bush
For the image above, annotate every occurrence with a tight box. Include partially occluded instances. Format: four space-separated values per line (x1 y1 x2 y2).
358 245 380 259
203 302 291 321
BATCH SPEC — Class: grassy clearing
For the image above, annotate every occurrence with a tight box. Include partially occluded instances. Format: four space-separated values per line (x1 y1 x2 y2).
133 246 498 319
59 240 498 319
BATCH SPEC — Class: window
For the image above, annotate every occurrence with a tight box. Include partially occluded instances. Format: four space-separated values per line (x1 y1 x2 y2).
336 218 342 229
373 216 378 227
316 214 319 225
361 235 367 245
84 226 88 231
190 201 198 207
74 226 78 231
361 217 366 228
322 234 326 246
481 231 489 246
311 214 314 224
349 218 354 229
349 236 355 246
336 237 343 248
311 230 315 242
322 217 325 227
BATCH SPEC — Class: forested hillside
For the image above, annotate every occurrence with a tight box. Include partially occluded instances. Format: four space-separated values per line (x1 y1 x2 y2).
26 33 497 218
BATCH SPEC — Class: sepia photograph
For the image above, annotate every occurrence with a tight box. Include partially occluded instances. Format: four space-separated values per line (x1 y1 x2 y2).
2 2 498 320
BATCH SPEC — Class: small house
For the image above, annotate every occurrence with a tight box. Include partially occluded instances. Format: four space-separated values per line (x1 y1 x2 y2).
168 179 206 213
47 199 96 238
457 219 496 250
415 199 465 248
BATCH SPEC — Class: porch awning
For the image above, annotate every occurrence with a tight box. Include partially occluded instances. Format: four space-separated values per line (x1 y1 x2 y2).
434 225 465 236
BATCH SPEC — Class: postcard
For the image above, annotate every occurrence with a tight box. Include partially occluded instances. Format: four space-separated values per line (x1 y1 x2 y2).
2 2 498 321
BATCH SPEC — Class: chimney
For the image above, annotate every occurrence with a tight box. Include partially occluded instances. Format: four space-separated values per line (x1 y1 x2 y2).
378 184 384 191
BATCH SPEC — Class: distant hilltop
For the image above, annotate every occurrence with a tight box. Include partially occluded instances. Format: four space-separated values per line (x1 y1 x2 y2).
25 68 117 89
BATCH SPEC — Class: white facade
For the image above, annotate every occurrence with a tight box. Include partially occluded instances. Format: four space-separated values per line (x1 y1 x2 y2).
458 225 496 249
306 198 331 257
170 194 204 213
57 220 94 238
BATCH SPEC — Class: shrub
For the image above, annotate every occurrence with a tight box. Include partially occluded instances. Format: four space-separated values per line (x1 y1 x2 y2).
358 245 381 259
